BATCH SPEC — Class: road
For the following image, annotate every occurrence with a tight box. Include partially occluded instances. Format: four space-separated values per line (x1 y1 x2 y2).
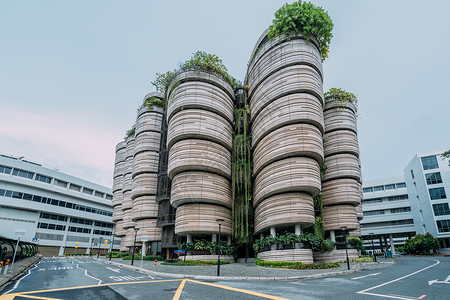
0 256 448 299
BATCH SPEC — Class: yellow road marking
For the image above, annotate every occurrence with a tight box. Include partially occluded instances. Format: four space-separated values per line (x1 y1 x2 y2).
4 279 183 296
172 279 187 300
13 295 63 300
0 295 16 300
187 279 291 300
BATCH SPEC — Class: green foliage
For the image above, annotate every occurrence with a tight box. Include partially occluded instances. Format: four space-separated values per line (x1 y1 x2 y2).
441 149 450 159
404 233 439 254
142 96 165 111
347 236 365 252
151 51 237 95
106 252 128 258
268 1 334 61
177 241 236 256
324 88 358 112
124 128 135 140
396 246 405 253
162 260 230 266
337 256 374 263
256 259 339 269
122 255 164 261
232 104 253 244
253 233 335 253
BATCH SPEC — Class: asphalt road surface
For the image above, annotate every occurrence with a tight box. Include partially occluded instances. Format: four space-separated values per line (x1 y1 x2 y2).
0 256 448 300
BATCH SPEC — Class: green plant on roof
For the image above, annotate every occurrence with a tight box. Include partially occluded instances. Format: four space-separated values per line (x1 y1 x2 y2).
143 96 165 111
151 51 237 96
268 1 333 61
124 128 135 140
325 88 358 112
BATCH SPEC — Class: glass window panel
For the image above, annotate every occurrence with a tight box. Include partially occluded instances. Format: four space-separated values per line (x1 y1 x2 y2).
421 156 439 170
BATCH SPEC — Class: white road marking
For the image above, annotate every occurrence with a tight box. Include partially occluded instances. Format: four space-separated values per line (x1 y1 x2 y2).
428 274 450 285
71 260 103 285
352 272 381 280
356 259 440 300
106 267 121 273
109 275 146 282
3 261 42 294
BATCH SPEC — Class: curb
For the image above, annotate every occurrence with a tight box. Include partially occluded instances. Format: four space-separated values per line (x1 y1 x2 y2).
0 257 41 292
93 258 395 281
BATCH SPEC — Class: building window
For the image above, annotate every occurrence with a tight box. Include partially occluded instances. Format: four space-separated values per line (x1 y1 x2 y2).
429 187 447 200
54 179 68 188
0 165 12 174
82 188 93 195
396 182 406 188
12 168 34 179
410 170 415 179
385 184 395 190
363 187 373 193
426 172 443 185
421 155 439 170
387 194 409 201
390 207 411 214
105 194 113 200
35 174 52 184
363 210 385 216
433 203 450 216
373 186 384 192
437 220 450 233
69 184 81 192
94 191 104 198
362 198 383 204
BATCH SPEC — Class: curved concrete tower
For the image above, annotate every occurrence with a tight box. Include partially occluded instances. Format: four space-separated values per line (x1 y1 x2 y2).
122 134 136 249
320 96 362 261
166 71 234 249
131 93 164 253
247 29 325 263
112 141 127 250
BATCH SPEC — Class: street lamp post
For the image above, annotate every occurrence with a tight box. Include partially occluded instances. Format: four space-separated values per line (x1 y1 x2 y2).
131 227 139 266
216 219 224 276
340 226 350 270
97 237 102 258
109 229 115 261
370 233 377 262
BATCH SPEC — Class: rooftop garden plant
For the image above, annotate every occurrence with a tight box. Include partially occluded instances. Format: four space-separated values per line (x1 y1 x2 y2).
152 51 237 96
268 1 334 61
124 127 135 140
325 88 358 112
142 96 165 110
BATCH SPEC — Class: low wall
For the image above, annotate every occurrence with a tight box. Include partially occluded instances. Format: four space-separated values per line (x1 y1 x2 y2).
257 249 313 263
313 249 359 263
179 255 234 263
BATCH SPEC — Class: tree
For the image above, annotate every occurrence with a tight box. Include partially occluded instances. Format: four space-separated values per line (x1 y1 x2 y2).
404 233 439 254
441 149 450 159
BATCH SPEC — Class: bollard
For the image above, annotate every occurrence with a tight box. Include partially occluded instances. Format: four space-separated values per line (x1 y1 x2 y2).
154 259 157 266
3 260 10 274
0 261 3 274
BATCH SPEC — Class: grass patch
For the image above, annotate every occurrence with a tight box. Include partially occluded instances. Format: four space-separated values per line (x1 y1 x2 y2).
337 257 375 263
161 260 230 266
122 255 164 261
256 259 339 269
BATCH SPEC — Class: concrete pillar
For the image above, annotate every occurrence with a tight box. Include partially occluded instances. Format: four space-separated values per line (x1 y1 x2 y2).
389 234 396 256
270 227 276 251
212 234 217 243
187 234 192 244
379 237 384 252
330 230 336 250
142 242 147 256
227 236 231 245
295 225 302 249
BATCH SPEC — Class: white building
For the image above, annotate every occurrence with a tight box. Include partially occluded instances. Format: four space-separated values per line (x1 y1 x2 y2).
361 176 415 254
0 154 119 256
404 150 450 254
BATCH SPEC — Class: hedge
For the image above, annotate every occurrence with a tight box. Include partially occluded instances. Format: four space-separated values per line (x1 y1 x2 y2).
161 260 230 266
256 259 339 269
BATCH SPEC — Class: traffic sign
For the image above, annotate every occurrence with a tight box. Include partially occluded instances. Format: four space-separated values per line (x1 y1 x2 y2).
32 238 38 242
75 245 78 249
174 250 185 254
76 241 79 244
93 243 98 247
141 235 148 242
104 244 107 247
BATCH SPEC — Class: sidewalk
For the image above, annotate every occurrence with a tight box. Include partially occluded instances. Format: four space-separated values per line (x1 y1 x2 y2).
95 257 395 281
0 256 41 292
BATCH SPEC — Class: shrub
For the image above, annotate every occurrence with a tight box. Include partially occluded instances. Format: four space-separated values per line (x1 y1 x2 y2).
405 233 439 254
337 257 374 263
347 236 366 253
106 252 128 258
161 260 230 266
122 255 164 261
256 259 339 269
268 1 334 61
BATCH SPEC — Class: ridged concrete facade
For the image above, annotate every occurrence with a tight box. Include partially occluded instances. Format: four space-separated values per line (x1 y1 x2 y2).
247 29 324 263
167 71 234 243
322 99 362 245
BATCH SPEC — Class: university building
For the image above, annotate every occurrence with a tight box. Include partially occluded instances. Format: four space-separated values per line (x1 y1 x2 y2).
0 155 118 256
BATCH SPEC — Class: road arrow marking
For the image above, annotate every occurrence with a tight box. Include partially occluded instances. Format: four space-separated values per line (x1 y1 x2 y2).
352 272 381 280
106 267 121 273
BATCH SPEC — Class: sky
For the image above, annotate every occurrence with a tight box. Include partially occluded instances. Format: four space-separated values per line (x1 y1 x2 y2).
1 0 449 188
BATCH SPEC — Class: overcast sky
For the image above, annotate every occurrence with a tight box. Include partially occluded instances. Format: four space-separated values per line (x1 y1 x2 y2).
1 0 449 188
